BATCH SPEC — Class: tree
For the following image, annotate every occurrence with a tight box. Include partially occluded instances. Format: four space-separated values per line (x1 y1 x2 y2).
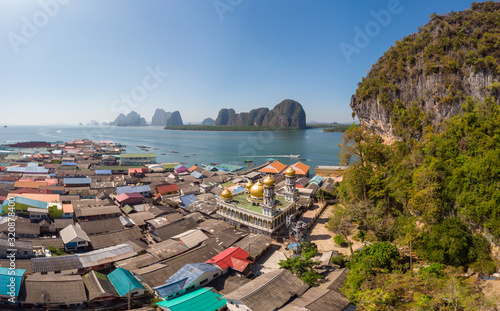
279 256 323 287
327 205 355 255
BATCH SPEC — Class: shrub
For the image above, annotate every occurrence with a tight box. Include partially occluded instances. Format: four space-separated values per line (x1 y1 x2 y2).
334 235 346 246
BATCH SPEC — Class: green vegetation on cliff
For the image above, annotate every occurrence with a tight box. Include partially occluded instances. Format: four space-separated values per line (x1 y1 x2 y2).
351 1 500 141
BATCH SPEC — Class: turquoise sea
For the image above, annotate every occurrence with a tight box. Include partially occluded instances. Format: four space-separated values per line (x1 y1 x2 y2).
0 126 343 173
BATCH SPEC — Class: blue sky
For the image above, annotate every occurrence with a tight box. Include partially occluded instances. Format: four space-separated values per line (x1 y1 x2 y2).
0 0 482 125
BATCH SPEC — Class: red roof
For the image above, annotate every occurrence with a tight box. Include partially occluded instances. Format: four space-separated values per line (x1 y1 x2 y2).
289 161 310 175
259 160 287 174
205 247 251 270
156 184 180 194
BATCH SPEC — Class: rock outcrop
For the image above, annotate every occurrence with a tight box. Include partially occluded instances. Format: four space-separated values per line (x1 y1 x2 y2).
350 2 500 143
214 99 306 129
201 118 215 125
151 109 172 126
165 111 183 126
110 111 147 126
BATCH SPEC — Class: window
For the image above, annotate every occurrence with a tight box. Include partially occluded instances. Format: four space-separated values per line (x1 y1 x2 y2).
54 271 61 274
41 272 47 275
200 278 208 285
213 273 218 278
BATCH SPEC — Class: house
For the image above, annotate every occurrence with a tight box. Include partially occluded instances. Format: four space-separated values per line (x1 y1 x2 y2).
0 266 25 304
157 184 180 197
258 160 287 176
108 267 145 297
75 205 121 221
174 165 189 174
82 270 119 301
179 194 197 206
156 287 227 311
60 224 91 252
77 244 137 272
115 193 145 206
280 287 353 311
63 177 92 187
88 227 143 250
78 217 124 235
223 269 309 311
0 196 63 219
233 233 273 260
116 185 152 197
153 218 197 241
120 153 157 165
101 155 117 166
205 247 253 275
171 229 209 248
179 184 200 196
22 274 87 308
0 217 40 238
31 255 83 275
0 239 33 259
314 165 349 178
153 263 222 299
288 161 311 177
129 167 148 177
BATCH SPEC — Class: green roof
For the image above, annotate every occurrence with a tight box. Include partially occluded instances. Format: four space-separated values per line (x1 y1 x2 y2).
121 153 157 158
230 193 290 214
108 267 144 297
156 287 226 311
163 163 178 169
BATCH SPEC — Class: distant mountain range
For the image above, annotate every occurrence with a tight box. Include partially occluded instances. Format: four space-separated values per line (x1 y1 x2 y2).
90 99 306 128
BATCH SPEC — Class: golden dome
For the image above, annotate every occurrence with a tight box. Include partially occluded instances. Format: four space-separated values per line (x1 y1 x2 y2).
221 188 232 199
245 181 254 190
250 180 264 198
263 175 275 187
285 167 296 177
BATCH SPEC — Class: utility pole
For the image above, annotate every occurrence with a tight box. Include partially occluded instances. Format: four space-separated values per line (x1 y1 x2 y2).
128 281 132 310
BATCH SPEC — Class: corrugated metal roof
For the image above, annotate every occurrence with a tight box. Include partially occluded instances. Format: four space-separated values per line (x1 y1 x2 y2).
31 255 83 273
180 194 197 207
95 170 112 175
60 224 91 243
1 196 48 209
78 244 137 268
190 171 203 179
63 177 92 185
171 229 208 248
206 247 250 270
0 267 25 296
116 185 151 195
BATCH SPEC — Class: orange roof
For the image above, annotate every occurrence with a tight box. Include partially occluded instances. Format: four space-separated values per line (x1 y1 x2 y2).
44 178 59 186
259 160 287 174
62 204 74 213
14 181 48 189
290 161 310 175
8 193 60 203
188 165 198 172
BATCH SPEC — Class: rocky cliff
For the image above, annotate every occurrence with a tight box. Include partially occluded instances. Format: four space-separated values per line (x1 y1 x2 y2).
214 99 306 129
350 2 500 143
165 111 183 126
151 109 172 126
110 111 147 126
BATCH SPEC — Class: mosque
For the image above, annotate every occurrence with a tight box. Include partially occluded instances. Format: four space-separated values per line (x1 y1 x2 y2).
216 167 301 236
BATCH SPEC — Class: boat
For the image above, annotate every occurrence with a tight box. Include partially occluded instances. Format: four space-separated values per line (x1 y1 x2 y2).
247 163 255 167
184 155 190 157
161 153 167 155
170 151 178 153
3 126 6 128
153 148 159 150
299 158 306 161
290 154 300 158
244 160 253 163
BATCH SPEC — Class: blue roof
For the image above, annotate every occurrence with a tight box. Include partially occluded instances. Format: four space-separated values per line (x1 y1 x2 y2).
0 267 25 297
154 278 188 298
232 186 245 194
108 267 145 297
180 194 197 207
1 196 48 209
7 166 49 174
116 185 151 195
174 164 183 170
155 263 220 298
63 177 92 185
190 171 203 179
309 175 323 186
287 242 299 251
61 162 78 166
95 169 112 175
